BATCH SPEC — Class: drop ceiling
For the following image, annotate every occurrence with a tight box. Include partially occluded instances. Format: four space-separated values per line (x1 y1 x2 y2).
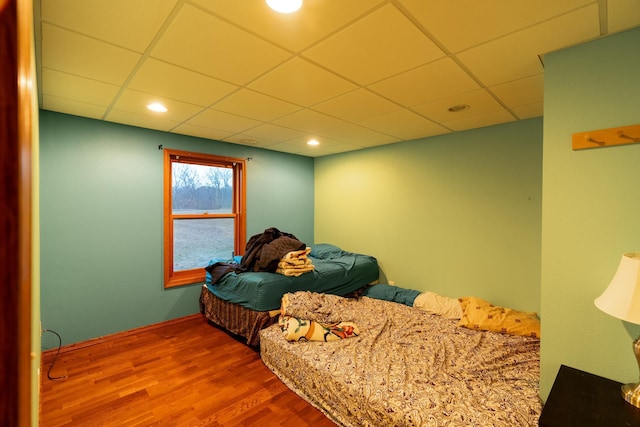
35 0 640 157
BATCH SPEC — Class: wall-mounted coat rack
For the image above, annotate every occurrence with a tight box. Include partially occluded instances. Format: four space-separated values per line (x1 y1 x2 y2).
572 124 640 150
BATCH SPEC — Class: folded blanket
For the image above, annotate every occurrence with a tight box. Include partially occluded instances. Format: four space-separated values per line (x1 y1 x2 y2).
279 315 359 342
281 292 356 324
276 247 315 276
277 259 312 268
282 247 311 261
276 265 315 276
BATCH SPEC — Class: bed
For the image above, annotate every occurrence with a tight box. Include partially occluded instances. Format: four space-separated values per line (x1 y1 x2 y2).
199 243 379 346
260 290 542 426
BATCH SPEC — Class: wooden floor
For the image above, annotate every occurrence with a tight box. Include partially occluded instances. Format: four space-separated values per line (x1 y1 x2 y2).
40 315 337 426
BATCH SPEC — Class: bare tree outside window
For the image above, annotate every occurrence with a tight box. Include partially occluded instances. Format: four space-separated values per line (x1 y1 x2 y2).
172 163 234 270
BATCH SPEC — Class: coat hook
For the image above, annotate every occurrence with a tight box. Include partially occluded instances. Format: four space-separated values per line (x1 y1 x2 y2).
585 135 604 146
618 131 640 142
573 124 640 150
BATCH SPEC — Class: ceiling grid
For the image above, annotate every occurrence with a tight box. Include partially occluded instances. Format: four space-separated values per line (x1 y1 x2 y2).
36 0 640 156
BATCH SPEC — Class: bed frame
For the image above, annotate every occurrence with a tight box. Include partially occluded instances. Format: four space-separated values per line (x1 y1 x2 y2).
200 244 379 346
199 286 278 347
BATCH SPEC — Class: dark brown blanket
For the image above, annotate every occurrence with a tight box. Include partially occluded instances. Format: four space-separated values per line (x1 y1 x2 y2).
205 227 306 284
242 228 306 272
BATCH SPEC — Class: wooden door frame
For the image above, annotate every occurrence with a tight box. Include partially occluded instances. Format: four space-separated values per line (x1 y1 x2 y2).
1 0 34 425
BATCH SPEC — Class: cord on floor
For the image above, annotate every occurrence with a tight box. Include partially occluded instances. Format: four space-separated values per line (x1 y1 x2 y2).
42 329 67 380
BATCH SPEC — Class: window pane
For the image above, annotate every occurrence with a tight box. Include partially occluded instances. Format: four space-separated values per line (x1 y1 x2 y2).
172 162 233 214
173 218 234 271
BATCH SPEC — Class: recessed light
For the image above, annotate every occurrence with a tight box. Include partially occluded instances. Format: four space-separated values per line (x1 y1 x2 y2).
448 104 470 113
147 102 168 113
266 0 302 13
307 139 319 146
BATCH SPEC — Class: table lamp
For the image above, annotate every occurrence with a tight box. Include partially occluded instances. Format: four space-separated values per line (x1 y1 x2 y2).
594 252 640 408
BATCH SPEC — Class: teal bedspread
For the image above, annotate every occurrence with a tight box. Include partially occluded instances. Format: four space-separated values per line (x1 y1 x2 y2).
205 244 378 311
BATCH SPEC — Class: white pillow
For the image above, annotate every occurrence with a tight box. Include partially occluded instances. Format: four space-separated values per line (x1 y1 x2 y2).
413 291 462 319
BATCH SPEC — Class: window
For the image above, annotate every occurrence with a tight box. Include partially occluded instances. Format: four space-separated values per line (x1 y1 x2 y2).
163 149 246 288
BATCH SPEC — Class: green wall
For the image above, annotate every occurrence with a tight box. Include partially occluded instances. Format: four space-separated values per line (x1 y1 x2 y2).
39 111 314 347
315 117 543 313
541 27 640 399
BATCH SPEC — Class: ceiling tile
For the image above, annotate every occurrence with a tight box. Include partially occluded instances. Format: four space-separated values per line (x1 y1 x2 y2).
313 143 370 155
255 141 306 157
41 0 179 52
42 69 120 107
222 133 280 149
359 109 449 140
248 57 357 106
608 0 640 32
268 137 364 157
412 89 506 123
302 3 445 85
269 141 362 157
490 74 544 109
457 5 601 86
172 123 235 142
110 89 204 122
150 4 292 85
210 89 302 122
311 89 402 122
368 57 481 106
441 110 516 132
191 0 385 52
42 95 107 120
234 123 307 143
128 58 239 107
185 108 263 134
272 109 347 133
41 24 141 85
106 109 181 132
398 0 596 52
512 103 544 120
317 123 401 147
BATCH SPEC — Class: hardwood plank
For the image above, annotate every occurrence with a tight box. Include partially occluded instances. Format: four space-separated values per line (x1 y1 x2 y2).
40 316 337 426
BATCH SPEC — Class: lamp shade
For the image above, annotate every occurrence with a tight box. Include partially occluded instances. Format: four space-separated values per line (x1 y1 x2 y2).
595 252 640 325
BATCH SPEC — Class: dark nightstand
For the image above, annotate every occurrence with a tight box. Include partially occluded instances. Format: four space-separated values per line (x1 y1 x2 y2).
539 365 640 426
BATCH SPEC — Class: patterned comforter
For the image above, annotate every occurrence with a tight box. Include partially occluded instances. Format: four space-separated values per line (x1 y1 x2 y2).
260 295 541 426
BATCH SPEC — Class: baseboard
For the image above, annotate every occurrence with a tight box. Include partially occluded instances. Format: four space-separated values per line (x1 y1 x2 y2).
41 313 203 362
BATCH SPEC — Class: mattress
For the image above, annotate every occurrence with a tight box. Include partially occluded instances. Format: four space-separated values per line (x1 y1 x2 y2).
260 295 541 427
205 244 379 311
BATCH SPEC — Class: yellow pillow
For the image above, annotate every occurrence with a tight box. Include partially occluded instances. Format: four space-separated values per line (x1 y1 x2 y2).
457 296 540 338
